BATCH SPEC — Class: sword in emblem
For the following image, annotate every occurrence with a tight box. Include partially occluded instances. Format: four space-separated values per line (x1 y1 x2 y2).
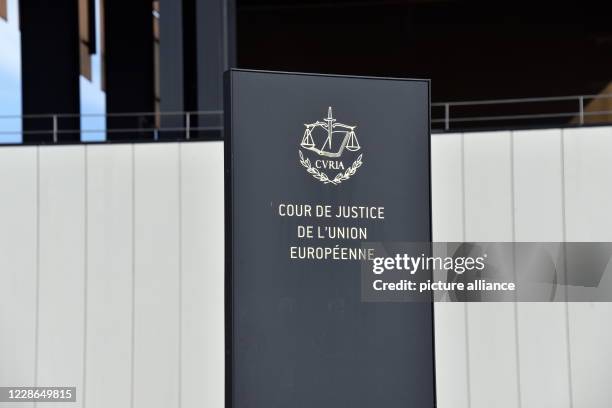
322 106 336 152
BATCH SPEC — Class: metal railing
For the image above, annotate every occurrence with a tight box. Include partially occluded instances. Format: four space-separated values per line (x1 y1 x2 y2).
1 93 612 143
0 111 224 142
431 93 612 132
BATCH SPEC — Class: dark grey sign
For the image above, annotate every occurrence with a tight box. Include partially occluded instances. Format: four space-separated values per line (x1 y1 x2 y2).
225 69 434 408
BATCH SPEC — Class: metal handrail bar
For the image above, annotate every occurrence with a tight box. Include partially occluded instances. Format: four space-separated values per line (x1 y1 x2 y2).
431 93 612 107
0 110 224 120
0 94 608 119
431 110 612 124
0 126 224 136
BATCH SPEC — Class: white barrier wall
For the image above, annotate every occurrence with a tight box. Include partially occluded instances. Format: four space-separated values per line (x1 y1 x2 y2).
432 126 612 408
0 127 611 407
0 142 224 408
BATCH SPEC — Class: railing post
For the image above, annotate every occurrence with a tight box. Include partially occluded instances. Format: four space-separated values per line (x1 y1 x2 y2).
185 112 191 140
52 115 58 143
579 96 585 125
444 103 450 131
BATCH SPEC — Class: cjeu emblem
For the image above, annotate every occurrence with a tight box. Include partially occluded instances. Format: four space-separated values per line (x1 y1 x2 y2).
298 107 363 185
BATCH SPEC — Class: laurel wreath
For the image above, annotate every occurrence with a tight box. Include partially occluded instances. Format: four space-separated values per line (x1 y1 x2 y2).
299 150 363 185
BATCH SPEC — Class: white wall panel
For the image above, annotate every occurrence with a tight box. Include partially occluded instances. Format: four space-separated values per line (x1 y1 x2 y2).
563 126 612 407
0 147 37 408
432 133 465 242
133 143 180 408
512 129 571 408
512 129 565 241
37 146 86 407
463 131 519 408
179 142 225 408
85 145 133 408
563 127 612 241
431 133 469 408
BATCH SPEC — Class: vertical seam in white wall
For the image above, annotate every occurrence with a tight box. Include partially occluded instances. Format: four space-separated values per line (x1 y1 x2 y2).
34 146 40 408
83 147 89 408
130 145 136 408
510 131 523 408
178 144 183 408
461 132 472 408
560 129 574 408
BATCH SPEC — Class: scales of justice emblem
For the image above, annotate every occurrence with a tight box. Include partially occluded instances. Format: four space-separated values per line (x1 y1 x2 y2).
298 107 363 185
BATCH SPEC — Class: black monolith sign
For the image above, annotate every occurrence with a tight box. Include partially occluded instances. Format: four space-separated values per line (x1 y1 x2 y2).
225 69 434 408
